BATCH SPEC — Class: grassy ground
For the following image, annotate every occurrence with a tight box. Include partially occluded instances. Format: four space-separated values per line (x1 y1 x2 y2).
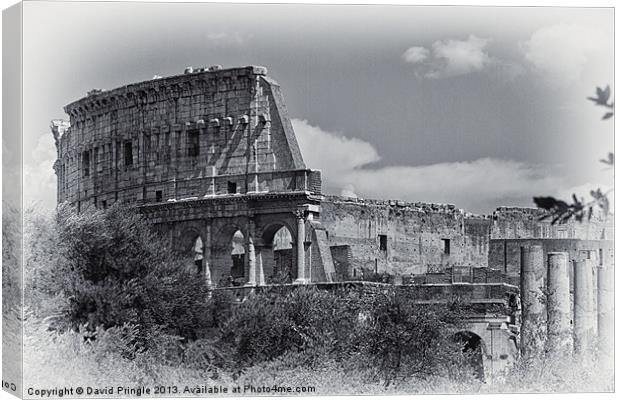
22 318 613 396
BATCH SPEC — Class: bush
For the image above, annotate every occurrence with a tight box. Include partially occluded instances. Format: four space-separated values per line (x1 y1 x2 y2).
352 288 474 386
24 204 213 348
220 286 360 367
218 285 471 386
3 202 22 313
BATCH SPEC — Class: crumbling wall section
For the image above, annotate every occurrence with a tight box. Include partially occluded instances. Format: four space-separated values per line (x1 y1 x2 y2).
321 196 490 277
464 217 491 266
310 224 336 282
489 238 614 277
491 207 612 241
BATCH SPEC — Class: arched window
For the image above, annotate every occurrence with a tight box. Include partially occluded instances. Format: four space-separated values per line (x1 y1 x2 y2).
193 236 204 274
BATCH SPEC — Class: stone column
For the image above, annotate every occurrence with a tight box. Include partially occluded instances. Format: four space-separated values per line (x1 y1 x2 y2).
252 140 259 192
204 259 213 287
294 210 308 284
245 236 257 286
547 252 572 353
592 263 598 337
597 263 614 358
256 246 266 286
204 224 213 287
520 245 546 358
573 260 594 353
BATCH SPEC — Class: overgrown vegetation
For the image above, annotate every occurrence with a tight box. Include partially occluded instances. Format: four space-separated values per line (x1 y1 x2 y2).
24 204 213 347
10 203 612 393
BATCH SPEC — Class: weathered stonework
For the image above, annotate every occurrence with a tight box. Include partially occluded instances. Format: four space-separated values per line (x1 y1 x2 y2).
53 66 328 285
489 238 614 279
320 196 490 277
319 198 612 281
52 65 613 289
54 66 312 208
490 207 613 241
52 65 616 379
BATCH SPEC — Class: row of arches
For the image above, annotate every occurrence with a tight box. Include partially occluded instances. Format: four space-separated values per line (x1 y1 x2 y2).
184 221 299 287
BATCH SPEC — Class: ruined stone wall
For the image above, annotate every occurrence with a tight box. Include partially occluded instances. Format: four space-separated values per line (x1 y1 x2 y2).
490 207 613 241
320 196 490 276
330 245 353 280
319 198 613 280
464 217 491 266
489 238 614 277
53 66 317 210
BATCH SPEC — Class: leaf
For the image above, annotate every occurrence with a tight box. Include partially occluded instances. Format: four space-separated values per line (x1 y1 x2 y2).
533 196 561 210
588 85 614 108
600 152 614 165
602 112 614 120
598 85 611 104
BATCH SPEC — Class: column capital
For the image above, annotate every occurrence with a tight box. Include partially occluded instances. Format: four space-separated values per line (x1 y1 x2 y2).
293 209 306 220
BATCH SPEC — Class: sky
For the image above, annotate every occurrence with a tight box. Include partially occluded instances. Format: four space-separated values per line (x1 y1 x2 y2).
16 2 614 214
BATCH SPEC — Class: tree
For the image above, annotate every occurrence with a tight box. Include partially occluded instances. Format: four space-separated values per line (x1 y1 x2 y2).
28 203 212 346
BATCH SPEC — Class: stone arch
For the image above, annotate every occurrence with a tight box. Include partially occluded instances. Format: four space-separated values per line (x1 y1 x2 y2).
452 330 485 381
178 227 203 251
177 227 206 274
259 221 297 284
260 220 296 245
211 223 248 287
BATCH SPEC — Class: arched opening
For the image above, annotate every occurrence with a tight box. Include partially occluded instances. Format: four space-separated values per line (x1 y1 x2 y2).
211 225 246 287
230 230 245 283
453 331 485 381
178 229 205 275
193 236 204 274
261 223 296 284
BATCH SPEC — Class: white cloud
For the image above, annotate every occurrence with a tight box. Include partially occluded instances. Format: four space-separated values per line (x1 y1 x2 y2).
293 119 380 174
402 35 492 79
522 24 606 86
402 46 429 64
427 35 491 78
340 184 358 198
292 118 593 214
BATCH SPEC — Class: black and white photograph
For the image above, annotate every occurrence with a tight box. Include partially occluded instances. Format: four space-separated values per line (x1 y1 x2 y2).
1 0 615 397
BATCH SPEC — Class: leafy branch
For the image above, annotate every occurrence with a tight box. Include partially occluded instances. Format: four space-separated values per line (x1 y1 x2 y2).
587 85 614 120
533 86 613 224
533 189 611 224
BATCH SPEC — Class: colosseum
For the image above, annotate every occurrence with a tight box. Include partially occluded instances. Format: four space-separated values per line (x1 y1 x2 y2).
51 64 614 376
51 64 613 287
